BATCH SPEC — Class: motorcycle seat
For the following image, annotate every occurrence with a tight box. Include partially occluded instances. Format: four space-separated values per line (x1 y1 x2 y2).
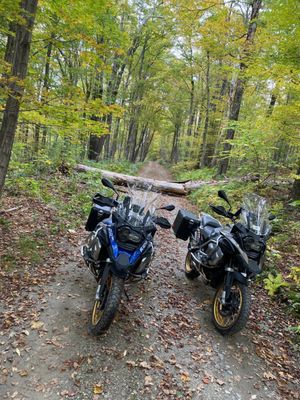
201 214 222 228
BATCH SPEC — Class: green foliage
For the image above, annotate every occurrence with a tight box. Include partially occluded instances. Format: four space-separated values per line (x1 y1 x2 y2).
5 157 139 230
286 267 300 316
171 163 217 181
288 325 300 335
0 253 16 271
85 160 142 175
0 216 11 229
17 234 44 265
188 179 256 215
290 200 300 208
263 273 288 297
6 175 43 197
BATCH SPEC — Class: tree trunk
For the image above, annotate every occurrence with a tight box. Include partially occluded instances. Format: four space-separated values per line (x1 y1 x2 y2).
126 36 148 162
218 0 262 175
292 164 300 200
267 93 276 116
140 129 154 162
200 51 210 168
88 36 105 161
171 122 181 163
0 0 38 194
186 77 195 137
41 36 53 148
75 164 231 195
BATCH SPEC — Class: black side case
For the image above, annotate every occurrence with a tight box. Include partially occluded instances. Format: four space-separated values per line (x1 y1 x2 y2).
173 209 200 241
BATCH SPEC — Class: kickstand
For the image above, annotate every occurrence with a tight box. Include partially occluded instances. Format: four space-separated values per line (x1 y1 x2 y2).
124 286 130 301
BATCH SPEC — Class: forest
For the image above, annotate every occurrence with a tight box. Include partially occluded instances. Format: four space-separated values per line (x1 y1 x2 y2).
0 0 299 399
0 0 299 182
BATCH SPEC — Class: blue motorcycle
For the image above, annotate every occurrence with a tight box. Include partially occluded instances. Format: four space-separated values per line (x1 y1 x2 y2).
81 178 174 335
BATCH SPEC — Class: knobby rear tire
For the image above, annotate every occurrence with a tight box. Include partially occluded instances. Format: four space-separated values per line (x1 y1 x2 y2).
88 275 124 336
212 281 251 335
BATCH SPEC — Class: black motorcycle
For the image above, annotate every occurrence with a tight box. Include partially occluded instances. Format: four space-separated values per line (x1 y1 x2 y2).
81 178 174 335
173 191 274 335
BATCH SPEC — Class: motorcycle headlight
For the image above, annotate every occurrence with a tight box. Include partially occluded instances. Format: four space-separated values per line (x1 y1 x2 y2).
117 227 142 243
243 236 263 252
128 231 142 243
117 227 131 242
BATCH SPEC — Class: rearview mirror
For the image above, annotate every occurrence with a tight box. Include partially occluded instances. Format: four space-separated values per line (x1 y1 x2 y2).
218 190 231 208
159 204 175 211
155 217 171 229
102 177 115 191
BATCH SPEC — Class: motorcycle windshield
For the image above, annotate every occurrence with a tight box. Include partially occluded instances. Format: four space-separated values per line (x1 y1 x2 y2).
240 193 271 236
117 185 158 229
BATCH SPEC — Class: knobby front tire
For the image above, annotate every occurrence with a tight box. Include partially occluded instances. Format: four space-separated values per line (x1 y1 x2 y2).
212 281 251 335
88 275 124 336
184 252 200 279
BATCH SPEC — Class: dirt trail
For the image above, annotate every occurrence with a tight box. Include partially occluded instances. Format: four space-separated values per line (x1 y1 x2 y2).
1 163 297 400
138 162 172 181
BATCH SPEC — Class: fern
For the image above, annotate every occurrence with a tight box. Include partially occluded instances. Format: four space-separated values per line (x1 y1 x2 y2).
263 273 288 297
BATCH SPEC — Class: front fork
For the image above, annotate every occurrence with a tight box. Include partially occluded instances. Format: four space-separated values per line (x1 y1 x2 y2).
221 267 234 305
221 265 248 305
95 260 111 300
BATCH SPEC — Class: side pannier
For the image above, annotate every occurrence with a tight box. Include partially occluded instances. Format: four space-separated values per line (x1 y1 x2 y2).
173 209 200 241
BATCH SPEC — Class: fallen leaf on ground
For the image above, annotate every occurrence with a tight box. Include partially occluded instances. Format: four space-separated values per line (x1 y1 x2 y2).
93 384 103 394
144 376 153 386
181 371 190 383
263 372 276 380
31 321 44 330
202 376 211 384
140 361 151 369
126 360 137 367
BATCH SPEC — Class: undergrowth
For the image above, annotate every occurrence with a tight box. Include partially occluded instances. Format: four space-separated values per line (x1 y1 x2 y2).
171 161 217 181
5 157 139 229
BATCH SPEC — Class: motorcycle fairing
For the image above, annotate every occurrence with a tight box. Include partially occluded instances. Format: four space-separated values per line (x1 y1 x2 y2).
107 226 150 278
220 230 248 265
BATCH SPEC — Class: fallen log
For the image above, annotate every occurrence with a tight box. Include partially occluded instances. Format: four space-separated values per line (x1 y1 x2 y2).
75 164 187 195
75 164 229 195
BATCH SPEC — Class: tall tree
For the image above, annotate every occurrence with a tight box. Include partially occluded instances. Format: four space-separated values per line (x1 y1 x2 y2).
0 0 38 193
218 0 262 175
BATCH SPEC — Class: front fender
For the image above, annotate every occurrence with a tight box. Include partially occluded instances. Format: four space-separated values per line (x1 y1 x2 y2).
110 253 131 279
233 271 248 286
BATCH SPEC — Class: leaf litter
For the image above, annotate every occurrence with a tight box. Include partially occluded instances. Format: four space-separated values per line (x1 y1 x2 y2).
0 190 299 399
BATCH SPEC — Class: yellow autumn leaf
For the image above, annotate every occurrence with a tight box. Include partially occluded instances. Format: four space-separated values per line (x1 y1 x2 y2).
181 371 190 382
31 321 44 330
93 384 103 394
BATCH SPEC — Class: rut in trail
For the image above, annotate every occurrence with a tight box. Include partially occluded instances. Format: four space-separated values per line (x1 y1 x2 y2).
1 162 292 400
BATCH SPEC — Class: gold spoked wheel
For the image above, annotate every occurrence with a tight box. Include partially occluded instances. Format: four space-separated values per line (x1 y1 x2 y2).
91 276 112 326
212 281 251 335
213 284 242 328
